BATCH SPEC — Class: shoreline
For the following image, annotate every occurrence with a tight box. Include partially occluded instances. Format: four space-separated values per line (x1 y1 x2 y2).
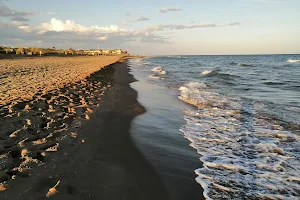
0 61 172 199
129 61 204 200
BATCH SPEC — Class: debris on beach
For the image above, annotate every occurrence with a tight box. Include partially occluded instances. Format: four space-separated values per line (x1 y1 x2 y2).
46 143 59 152
46 180 60 197
26 119 31 126
33 138 47 145
85 114 90 120
70 132 77 138
48 105 56 113
9 129 21 138
0 183 8 191
18 138 28 147
86 108 93 113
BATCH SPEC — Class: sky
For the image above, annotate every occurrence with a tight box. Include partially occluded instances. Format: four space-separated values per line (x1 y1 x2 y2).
0 0 300 55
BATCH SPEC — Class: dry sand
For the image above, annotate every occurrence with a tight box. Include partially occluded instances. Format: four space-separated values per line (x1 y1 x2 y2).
0 56 120 106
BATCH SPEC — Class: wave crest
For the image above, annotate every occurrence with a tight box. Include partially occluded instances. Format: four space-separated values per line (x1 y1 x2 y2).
151 67 167 75
201 70 215 75
287 59 300 63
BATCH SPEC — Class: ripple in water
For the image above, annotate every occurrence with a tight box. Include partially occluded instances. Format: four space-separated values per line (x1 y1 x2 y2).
179 82 300 200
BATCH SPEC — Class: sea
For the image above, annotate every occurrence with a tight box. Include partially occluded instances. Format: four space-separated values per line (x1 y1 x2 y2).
128 55 300 200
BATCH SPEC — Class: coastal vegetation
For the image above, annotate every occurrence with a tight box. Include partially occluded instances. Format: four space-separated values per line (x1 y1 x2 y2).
0 46 128 56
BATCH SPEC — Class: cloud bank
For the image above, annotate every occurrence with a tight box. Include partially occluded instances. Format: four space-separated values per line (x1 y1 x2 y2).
0 4 36 21
0 16 241 49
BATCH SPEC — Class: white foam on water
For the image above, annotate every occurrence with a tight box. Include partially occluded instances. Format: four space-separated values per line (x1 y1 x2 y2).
152 66 163 72
179 81 300 200
148 75 164 80
201 70 213 75
151 67 167 75
287 59 300 63
167 55 187 59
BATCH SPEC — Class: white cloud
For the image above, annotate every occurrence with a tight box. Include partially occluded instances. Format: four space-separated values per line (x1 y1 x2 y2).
122 16 149 25
157 7 182 13
1 17 242 49
36 18 127 34
18 25 31 32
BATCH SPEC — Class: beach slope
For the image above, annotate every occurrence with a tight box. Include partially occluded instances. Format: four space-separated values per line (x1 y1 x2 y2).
0 62 171 199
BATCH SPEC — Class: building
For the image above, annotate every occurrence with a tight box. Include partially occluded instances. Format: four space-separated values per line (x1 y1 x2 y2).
102 50 110 55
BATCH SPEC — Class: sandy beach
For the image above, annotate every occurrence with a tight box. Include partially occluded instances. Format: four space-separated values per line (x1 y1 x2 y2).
0 56 203 199
0 56 120 107
0 56 121 197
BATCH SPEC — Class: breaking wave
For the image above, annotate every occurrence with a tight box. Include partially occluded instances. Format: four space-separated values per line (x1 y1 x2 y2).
152 67 167 75
201 70 215 75
200 70 240 81
287 59 300 63
148 75 164 80
178 81 300 200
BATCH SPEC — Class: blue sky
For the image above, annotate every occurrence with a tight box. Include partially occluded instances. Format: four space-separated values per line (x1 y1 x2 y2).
0 0 299 55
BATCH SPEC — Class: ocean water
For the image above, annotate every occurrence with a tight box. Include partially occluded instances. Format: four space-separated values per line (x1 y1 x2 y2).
129 55 300 200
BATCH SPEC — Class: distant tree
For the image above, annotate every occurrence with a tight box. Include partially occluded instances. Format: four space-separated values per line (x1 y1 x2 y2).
58 49 65 54
16 47 25 55
30 47 41 55
68 48 74 55
4 47 10 54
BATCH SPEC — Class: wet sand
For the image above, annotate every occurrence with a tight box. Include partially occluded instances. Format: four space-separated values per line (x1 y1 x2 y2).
130 65 204 200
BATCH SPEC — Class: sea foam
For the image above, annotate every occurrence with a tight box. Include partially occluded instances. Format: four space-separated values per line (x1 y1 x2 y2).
201 70 213 75
148 75 164 80
287 59 300 63
151 67 167 75
179 81 300 200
